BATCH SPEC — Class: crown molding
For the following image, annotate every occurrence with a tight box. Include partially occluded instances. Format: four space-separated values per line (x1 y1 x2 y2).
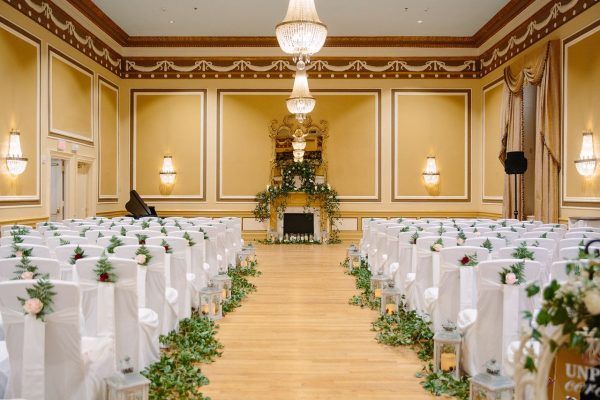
62 0 128 46
472 0 536 46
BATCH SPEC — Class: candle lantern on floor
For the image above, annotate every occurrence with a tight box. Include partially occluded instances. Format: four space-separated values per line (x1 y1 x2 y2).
433 320 462 379
347 244 361 267
469 359 515 400
380 281 402 316
237 248 254 267
106 357 150 400
199 281 222 320
370 274 390 299
213 273 232 300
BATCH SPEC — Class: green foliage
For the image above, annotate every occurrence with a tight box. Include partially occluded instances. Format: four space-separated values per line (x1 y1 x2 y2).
135 233 148 245
12 256 42 280
183 232 196 247
498 261 526 285
161 239 173 254
17 278 56 321
512 243 535 260
222 262 261 315
11 243 32 258
459 253 478 267
417 364 470 400
11 234 24 244
120 227 127 236
141 221 150 229
79 227 91 237
9 227 30 236
94 253 117 283
69 245 86 265
59 238 71 246
342 258 380 310
106 235 123 254
481 238 493 252
135 245 153 266
410 232 420 245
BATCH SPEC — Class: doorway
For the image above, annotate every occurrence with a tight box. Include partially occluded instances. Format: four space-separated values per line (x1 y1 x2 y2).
75 161 92 218
50 158 65 222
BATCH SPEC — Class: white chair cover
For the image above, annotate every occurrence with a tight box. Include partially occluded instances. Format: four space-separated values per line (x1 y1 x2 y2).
0 235 44 246
46 235 88 250
0 244 51 259
549 260 571 283
43 229 79 238
96 235 139 251
0 257 61 281
465 237 506 258
558 246 582 260
54 245 105 281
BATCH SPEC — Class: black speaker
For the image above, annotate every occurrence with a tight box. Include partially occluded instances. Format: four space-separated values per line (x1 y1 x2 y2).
505 151 528 174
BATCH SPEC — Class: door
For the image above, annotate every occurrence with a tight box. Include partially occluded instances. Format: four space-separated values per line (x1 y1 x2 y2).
50 159 65 222
75 162 91 218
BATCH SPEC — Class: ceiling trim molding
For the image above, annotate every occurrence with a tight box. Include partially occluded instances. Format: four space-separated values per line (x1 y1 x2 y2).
63 0 128 45
472 0 536 46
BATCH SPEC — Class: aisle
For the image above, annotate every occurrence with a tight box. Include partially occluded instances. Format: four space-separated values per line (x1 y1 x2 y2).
201 243 433 400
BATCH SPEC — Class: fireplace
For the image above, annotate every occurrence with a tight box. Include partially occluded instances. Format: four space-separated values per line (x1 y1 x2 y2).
283 213 314 235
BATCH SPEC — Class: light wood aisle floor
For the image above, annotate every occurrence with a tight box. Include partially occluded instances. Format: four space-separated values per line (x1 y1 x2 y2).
201 243 434 400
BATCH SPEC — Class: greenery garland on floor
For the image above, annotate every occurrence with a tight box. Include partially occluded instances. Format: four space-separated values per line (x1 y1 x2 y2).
142 259 261 399
341 257 469 400
253 161 341 243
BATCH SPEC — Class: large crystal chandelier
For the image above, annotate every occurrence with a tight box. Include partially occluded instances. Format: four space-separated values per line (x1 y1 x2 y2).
286 69 315 123
275 0 328 69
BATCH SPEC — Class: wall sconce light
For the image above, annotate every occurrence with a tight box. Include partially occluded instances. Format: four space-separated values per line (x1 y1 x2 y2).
159 155 176 185
575 130 598 177
423 156 440 186
5 129 28 176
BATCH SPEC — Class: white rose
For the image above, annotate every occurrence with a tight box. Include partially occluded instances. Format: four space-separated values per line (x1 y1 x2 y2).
432 243 443 252
583 289 600 315
457 238 465 245
135 254 147 265
21 271 34 280
23 298 43 315
505 272 517 285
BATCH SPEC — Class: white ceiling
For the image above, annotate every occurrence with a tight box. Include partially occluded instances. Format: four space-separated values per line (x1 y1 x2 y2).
92 0 510 37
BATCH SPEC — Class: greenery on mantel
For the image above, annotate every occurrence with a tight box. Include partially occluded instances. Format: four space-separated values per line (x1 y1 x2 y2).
341 256 469 400
142 259 261 399
253 161 341 242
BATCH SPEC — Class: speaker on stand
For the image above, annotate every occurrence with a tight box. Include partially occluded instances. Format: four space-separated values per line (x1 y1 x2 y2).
504 151 528 220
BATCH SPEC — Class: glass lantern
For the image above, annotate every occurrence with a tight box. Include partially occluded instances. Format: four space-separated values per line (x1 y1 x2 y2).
370 274 391 299
199 282 222 321
380 282 402 316
213 273 232 300
106 358 150 400
433 320 462 379
347 244 361 267
469 359 515 400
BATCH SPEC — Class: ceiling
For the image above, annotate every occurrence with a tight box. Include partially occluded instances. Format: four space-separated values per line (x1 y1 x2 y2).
92 0 510 37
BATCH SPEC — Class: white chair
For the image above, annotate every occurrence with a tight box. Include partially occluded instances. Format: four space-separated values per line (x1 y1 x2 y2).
523 231 562 241
109 224 138 233
559 238 587 250
558 246 583 260
498 246 552 280
0 235 44 246
76 257 160 370
147 236 195 320
46 235 88 250
458 259 543 376
55 244 105 280
485 230 520 243
465 237 506 258
113 245 179 335
0 244 51 259
549 260 573 283
564 231 600 239
170 230 208 291
97 235 139 252
43 229 79 238
0 280 114 399
126 230 164 244
0 257 61 281
84 229 114 244
512 238 556 253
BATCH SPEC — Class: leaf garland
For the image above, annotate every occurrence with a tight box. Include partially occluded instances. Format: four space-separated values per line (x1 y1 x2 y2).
17 277 56 321
183 232 196 247
12 256 43 280
10 227 30 236
69 245 86 265
135 245 153 266
94 253 117 283
342 258 380 310
499 261 526 285
106 235 123 254
512 243 535 260
160 227 168 236
221 260 261 315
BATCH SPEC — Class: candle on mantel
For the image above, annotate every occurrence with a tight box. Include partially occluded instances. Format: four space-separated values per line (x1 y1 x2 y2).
440 353 456 372
385 304 396 315
374 288 382 298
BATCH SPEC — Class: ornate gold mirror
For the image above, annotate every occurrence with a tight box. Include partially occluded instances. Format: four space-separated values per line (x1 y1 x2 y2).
269 115 328 166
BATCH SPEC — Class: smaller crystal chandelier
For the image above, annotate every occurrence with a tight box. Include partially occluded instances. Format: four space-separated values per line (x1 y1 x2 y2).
275 0 328 68
575 130 598 177
5 129 28 176
292 138 307 163
423 156 440 186
159 155 177 185
287 69 315 123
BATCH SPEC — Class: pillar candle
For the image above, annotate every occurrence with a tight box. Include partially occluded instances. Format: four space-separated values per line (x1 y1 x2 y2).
440 353 456 371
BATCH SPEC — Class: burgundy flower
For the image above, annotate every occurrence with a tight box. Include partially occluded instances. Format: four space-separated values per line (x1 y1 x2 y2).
99 272 109 282
139 240 146 245
74 253 83 261
460 256 470 265
164 245 170 252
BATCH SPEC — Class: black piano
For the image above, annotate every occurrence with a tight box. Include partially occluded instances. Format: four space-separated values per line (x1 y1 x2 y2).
125 190 158 219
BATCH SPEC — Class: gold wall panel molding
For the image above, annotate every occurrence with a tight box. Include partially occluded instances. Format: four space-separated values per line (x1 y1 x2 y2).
0 16 41 205
97 75 119 203
130 89 207 202
561 20 600 208
482 77 505 204
48 46 94 145
392 89 471 202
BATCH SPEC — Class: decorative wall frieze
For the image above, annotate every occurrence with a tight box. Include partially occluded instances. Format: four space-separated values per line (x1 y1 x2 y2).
480 0 597 75
124 58 479 79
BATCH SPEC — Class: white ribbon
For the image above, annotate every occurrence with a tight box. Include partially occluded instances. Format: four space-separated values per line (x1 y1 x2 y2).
459 267 477 310
185 247 193 274
22 314 45 400
138 265 147 308
411 244 417 273
96 283 115 337
165 254 172 288
502 285 521 368
432 253 441 287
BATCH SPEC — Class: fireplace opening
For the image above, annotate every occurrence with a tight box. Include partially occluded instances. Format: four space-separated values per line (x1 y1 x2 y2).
283 213 314 235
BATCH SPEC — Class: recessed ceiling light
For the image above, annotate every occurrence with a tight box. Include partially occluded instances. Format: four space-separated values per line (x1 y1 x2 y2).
417 20 423 24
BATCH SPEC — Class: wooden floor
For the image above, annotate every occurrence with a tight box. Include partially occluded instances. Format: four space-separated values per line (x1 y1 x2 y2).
201 243 434 400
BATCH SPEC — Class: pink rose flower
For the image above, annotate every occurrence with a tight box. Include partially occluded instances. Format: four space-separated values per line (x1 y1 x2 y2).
21 271 34 280
432 243 443 252
23 298 43 315
15 251 23 258
505 272 517 285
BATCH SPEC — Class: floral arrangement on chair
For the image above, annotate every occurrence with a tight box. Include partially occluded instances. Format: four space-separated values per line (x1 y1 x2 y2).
135 246 153 266
160 227 168 236
141 221 150 229
457 231 467 245
430 238 443 252
10 234 24 244
69 245 86 265
59 238 71 246
481 238 493 252
10 227 29 236
135 233 148 245
120 227 127 236
410 232 420 245
18 277 56 321
499 261 525 285
13 256 42 280
106 236 123 254
183 232 196 247
79 227 91 237
94 253 117 283
161 239 173 254
459 253 478 267
11 244 32 258
512 243 535 260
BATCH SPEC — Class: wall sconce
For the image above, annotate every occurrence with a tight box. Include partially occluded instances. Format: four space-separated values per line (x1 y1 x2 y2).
159 155 176 185
575 130 598 177
5 129 28 176
423 156 440 185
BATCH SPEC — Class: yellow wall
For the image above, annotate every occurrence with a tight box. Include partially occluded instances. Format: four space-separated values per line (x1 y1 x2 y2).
0 18 39 202
564 26 600 205
99 78 119 201
482 80 505 201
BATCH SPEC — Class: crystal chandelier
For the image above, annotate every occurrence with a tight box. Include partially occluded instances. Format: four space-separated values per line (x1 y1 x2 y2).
292 138 307 163
575 130 598 177
287 69 315 123
5 129 28 176
159 155 177 185
275 0 328 68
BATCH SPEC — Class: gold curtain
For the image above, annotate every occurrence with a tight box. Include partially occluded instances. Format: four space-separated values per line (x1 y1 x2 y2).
498 41 561 222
